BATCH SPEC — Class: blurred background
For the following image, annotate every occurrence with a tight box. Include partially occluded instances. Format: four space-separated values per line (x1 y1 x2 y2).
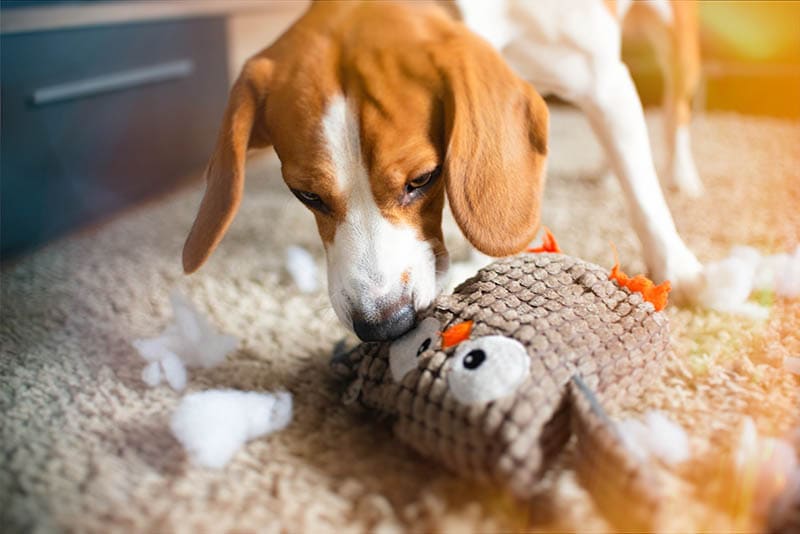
624 0 800 117
1 0 799 259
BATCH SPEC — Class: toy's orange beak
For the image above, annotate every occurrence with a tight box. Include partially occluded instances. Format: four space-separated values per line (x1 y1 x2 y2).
440 321 474 348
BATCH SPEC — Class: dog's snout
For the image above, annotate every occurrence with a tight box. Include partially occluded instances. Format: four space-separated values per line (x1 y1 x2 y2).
352 301 416 342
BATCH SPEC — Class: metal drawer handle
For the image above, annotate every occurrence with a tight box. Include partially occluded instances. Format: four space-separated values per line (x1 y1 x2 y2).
30 59 195 106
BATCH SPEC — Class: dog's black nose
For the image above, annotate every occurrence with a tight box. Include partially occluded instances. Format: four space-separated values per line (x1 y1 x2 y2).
353 303 416 342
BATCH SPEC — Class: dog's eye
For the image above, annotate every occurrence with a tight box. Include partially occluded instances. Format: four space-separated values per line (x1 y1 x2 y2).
408 174 431 190
448 336 529 404
297 191 319 202
388 316 441 382
291 189 330 214
405 165 441 195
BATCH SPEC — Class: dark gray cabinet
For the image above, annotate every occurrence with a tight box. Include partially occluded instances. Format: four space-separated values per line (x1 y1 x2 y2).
1 17 229 257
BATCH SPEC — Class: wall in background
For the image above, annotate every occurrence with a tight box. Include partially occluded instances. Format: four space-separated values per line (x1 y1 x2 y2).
225 3 306 84
0 1 307 259
623 0 800 118
0 16 229 258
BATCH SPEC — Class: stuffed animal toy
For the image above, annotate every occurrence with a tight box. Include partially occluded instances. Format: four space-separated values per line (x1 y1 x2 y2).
332 234 672 530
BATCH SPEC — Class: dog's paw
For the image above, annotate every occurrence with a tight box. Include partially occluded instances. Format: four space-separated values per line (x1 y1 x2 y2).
665 269 705 308
651 247 704 306
666 162 704 198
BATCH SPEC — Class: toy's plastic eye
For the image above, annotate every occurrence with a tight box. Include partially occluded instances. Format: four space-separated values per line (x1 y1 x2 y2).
389 316 441 382
448 336 530 404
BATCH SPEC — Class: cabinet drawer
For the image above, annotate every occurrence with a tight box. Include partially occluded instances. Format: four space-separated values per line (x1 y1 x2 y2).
1 17 229 257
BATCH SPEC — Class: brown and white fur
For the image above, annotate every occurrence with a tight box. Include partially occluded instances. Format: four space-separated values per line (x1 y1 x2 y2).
183 0 705 341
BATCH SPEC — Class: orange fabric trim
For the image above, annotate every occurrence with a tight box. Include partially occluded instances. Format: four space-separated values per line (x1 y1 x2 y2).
608 244 671 311
527 227 562 254
440 321 474 348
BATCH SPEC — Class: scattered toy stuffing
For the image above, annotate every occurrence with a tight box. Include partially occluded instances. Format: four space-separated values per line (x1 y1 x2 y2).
170 389 293 468
734 417 799 520
132 291 238 391
776 245 800 298
616 411 690 466
698 245 800 318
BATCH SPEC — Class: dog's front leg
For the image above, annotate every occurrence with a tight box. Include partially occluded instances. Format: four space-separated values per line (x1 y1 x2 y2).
575 59 703 302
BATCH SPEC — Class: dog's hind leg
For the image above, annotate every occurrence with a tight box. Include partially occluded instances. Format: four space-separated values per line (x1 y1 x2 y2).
634 0 704 197
664 2 703 197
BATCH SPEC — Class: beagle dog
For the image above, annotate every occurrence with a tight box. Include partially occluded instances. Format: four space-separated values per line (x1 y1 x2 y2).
183 0 704 342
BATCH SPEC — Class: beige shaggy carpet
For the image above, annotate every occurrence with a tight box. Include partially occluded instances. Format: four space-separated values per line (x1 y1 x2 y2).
2 107 799 533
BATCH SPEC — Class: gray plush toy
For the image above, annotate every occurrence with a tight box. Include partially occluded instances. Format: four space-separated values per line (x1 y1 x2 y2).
332 250 672 530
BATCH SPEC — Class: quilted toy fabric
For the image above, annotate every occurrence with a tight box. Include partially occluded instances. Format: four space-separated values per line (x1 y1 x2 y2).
332 252 672 530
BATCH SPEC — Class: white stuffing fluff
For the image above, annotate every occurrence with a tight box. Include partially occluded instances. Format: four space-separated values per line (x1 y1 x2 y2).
734 417 799 516
750 251 789 293
777 245 800 298
141 360 162 386
617 411 690 466
159 352 188 391
697 252 765 318
731 245 800 296
170 390 293 468
285 245 319 293
133 291 238 391
697 245 800 318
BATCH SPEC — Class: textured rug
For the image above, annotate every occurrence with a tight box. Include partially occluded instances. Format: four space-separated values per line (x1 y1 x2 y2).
2 108 799 533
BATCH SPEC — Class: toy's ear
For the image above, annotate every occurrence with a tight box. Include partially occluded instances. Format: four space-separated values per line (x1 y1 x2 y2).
434 34 548 257
182 57 274 273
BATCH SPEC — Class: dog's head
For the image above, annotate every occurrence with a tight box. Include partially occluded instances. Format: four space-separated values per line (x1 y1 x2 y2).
183 1 548 341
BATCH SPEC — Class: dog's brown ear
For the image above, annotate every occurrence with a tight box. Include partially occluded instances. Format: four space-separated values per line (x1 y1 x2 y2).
434 34 548 257
182 57 274 273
